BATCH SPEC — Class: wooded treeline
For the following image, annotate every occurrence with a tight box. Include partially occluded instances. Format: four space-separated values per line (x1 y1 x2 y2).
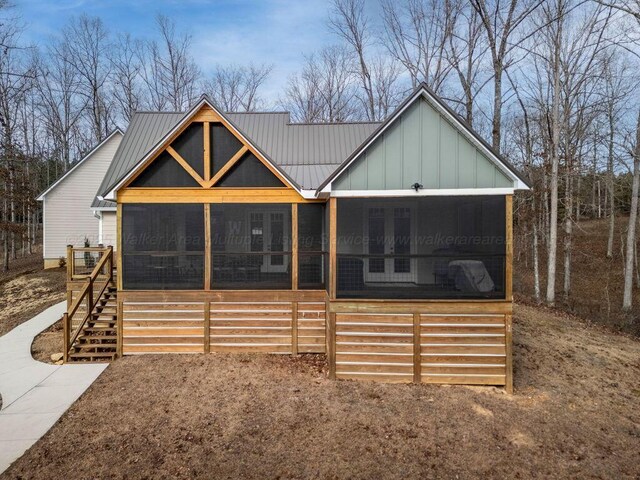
0 0 638 318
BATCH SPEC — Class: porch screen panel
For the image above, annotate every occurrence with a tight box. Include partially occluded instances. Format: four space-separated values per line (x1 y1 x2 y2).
129 151 200 187
210 204 292 289
210 124 244 176
122 204 205 289
298 203 326 289
171 123 205 178
216 152 285 187
336 196 506 299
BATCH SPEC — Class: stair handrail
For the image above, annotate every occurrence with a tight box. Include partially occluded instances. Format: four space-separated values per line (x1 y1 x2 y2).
63 246 114 362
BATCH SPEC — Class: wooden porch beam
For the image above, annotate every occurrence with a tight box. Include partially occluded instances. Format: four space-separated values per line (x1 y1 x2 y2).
203 122 211 182
166 146 206 186
118 188 322 204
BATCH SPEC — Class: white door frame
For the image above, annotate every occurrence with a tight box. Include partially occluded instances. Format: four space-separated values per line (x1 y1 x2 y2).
363 202 417 283
248 209 290 273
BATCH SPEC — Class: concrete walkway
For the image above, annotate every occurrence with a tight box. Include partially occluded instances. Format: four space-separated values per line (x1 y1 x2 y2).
0 301 109 474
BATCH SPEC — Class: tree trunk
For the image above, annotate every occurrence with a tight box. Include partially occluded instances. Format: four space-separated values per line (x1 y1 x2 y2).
622 112 640 311
546 16 562 306
533 206 541 303
607 110 615 258
492 62 502 150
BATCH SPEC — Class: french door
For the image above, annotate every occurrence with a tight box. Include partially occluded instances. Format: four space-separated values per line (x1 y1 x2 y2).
365 205 416 283
249 210 289 273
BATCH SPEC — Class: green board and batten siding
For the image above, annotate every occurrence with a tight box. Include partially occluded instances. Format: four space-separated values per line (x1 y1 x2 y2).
333 97 513 191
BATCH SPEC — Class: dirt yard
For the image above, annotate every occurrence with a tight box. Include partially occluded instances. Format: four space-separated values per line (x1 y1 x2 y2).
0 265 66 337
2 303 638 480
31 319 63 363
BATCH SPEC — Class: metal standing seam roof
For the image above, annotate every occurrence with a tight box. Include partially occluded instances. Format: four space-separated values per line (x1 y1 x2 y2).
227 113 380 189
96 109 380 201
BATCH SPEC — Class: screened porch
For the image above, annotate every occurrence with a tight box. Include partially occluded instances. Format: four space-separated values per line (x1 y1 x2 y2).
121 203 328 291
335 195 506 300
120 196 506 301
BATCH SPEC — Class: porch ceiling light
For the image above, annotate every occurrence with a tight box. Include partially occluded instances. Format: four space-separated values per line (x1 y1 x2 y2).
411 182 423 192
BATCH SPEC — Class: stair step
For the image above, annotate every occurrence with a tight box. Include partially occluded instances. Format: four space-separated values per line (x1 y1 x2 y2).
96 308 117 314
68 352 116 359
73 343 116 353
79 335 117 341
87 318 116 326
84 327 117 333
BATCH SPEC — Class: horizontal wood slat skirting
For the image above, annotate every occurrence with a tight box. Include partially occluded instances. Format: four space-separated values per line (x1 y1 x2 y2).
330 301 511 386
117 290 511 388
119 290 326 355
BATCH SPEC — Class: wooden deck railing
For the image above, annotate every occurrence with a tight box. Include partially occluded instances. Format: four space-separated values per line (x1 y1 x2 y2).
63 246 114 362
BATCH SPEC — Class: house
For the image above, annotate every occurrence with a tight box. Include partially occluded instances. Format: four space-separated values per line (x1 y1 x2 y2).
62 84 530 392
37 129 123 268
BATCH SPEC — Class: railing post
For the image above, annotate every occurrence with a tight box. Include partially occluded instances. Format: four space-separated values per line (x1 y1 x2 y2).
63 312 69 363
107 245 113 280
66 244 73 281
86 277 94 321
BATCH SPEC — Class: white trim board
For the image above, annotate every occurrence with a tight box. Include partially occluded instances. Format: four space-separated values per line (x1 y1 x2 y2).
331 188 515 197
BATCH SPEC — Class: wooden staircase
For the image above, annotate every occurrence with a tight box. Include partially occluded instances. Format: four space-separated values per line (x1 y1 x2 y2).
64 245 118 363
68 285 118 362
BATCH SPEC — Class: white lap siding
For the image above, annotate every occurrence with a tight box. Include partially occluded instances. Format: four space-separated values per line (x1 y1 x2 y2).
41 133 122 265
99 211 117 250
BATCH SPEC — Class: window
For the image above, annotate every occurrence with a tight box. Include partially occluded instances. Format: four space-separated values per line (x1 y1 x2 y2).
216 152 285 187
298 203 327 289
336 196 506 299
122 204 205 289
210 204 292 289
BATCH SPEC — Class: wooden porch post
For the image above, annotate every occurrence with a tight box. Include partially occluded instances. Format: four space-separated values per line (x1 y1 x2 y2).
66 244 73 282
204 204 211 291
329 197 337 300
328 197 337 379
505 313 513 394
413 312 421 383
505 194 514 394
292 203 298 290
505 194 513 302
116 202 123 291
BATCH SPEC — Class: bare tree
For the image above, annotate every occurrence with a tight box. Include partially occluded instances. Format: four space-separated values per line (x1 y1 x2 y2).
140 15 200 111
110 33 145 121
35 45 85 172
283 46 358 123
203 63 272 112
0 1 34 269
381 0 455 93
470 0 543 150
60 14 113 142
623 111 640 310
330 0 403 121
445 0 488 126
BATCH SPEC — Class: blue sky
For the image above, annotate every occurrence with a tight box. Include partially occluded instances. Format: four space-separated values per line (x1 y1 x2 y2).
15 0 356 104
